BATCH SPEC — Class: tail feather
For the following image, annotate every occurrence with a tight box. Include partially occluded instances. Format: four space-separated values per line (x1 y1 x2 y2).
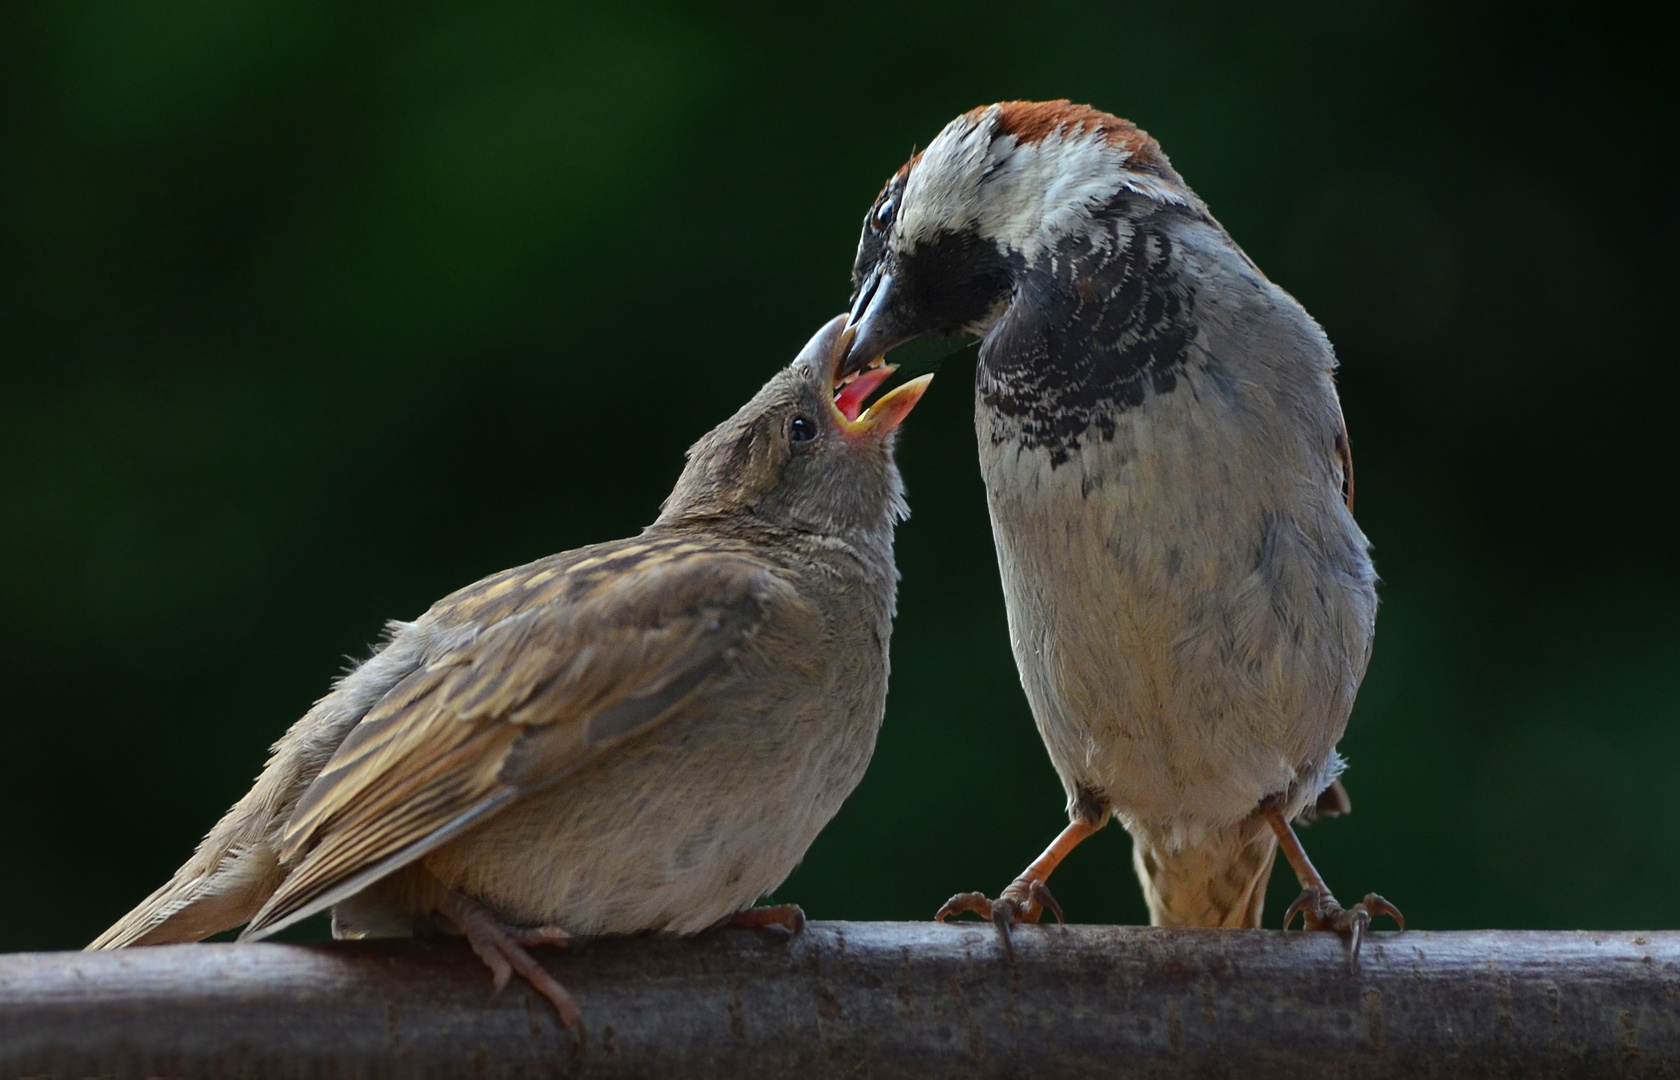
89 617 435 949
88 844 279 949
87 756 294 950
1132 811 1277 928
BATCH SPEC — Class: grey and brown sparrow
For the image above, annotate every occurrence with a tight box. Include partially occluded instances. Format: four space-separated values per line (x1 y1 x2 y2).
841 101 1399 954
89 315 932 1021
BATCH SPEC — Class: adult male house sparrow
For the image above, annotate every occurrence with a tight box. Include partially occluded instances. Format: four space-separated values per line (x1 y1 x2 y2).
842 101 1399 953
91 315 932 1022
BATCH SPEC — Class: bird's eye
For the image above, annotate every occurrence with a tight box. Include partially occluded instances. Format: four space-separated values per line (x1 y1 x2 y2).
872 196 896 232
789 415 818 443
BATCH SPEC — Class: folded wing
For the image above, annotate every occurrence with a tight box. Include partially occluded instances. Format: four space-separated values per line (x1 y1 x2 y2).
240 541 808 940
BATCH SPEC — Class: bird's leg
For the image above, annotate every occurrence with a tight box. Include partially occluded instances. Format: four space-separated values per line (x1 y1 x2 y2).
1262 805 1403 963
435 890 581 1028
936 817 1103 957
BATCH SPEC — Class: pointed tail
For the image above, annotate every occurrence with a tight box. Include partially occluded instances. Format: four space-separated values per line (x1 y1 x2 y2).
1132 811 1278 928
88 842 279 949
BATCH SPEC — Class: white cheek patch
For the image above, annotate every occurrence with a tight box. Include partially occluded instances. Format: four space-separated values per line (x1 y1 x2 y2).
895 113 995 251
894 105 1188 264
981 129 1127 261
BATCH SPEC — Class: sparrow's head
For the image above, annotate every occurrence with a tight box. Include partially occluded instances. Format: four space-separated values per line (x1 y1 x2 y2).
661 315 931 539
843 101 1190 373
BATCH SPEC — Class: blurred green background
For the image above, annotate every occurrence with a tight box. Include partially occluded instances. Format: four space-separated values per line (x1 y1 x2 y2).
2 1 1676 952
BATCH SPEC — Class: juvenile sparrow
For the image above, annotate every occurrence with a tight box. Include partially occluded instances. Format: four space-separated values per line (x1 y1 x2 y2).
842 101 1399 953
89 315 933 1021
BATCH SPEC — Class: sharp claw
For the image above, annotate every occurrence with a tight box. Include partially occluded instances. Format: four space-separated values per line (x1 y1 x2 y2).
1363 893 1405 931
991 900 1017 961
1031 880 1065 926
1347 906 1369 965
1283 887 1317 930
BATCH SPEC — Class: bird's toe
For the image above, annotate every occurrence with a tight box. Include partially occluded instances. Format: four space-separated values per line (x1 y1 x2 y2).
728 904 806 934
935 891 998 923
1282 885 1404 965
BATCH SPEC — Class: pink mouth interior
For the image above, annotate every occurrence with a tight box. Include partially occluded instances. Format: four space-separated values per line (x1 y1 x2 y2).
834 365 894 422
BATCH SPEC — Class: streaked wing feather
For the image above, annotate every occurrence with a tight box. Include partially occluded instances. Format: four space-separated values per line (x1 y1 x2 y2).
243 714 523 937
240 791 516 941
241 544 798 938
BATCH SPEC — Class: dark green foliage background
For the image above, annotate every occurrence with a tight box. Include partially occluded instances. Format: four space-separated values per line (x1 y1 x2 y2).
2 2 1676 951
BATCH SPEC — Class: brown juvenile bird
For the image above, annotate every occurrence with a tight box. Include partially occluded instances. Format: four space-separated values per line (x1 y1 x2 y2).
841 101 1399 954
90 315 932 1022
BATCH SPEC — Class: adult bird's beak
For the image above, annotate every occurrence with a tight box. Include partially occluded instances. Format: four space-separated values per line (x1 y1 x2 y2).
841 266 915 377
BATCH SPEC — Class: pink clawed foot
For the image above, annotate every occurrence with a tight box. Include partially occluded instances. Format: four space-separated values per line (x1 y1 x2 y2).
437 891 580 1028
936 877 1064 959
1282 886 1405 964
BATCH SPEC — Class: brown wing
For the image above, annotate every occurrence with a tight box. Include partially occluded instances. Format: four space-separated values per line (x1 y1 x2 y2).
239 539 807 940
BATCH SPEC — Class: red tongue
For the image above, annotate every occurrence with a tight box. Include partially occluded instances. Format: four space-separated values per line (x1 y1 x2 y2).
835 366 894 422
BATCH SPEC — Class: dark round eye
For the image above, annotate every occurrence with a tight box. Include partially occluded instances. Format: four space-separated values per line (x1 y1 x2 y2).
789 415 817 443
872 196 895 232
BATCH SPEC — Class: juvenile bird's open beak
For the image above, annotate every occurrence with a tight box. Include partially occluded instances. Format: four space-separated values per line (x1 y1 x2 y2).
839 369 933 438
824 316 932 438
841 267 915 377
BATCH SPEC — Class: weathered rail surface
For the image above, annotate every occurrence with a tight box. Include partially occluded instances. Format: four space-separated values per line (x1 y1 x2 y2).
2 923 1677 1078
